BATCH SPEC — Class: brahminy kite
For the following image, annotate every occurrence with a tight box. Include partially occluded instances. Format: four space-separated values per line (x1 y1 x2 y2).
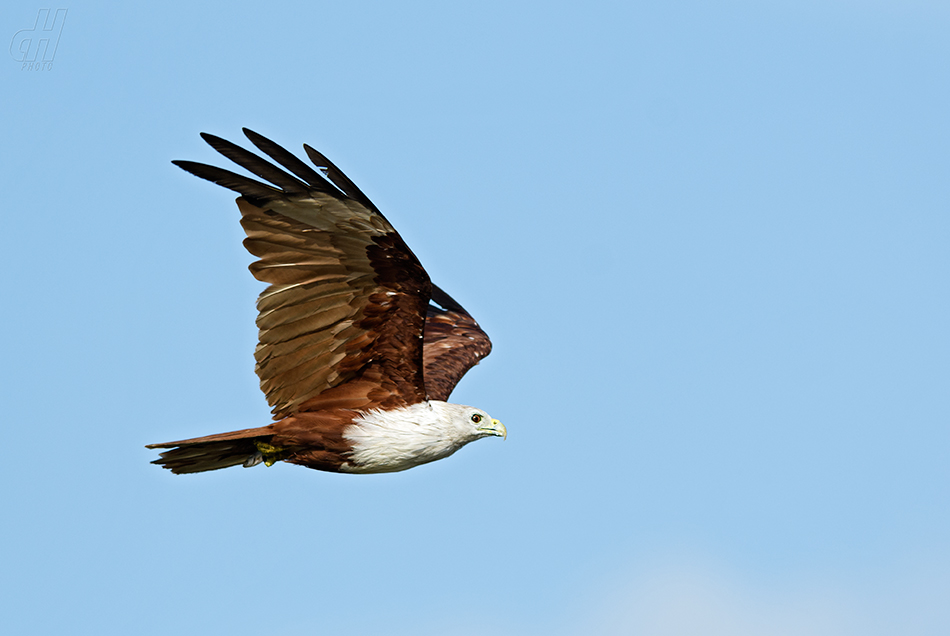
147 129 504 474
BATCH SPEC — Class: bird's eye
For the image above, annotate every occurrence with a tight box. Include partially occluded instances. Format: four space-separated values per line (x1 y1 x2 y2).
471 413 483 424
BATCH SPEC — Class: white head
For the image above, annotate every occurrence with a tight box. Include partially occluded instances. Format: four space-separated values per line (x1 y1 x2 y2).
438 402 507 442
342 400 506 473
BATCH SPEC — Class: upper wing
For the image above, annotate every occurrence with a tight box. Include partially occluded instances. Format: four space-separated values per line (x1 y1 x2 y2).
174 129 431 419
422 284 492 401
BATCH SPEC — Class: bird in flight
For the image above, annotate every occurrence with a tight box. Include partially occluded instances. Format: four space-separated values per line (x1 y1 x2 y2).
147 129 504 474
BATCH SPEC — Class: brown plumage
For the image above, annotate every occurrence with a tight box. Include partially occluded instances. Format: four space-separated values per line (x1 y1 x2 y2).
148 130 499 475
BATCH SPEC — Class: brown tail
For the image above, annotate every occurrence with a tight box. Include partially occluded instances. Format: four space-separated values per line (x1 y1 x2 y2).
146 426 275 474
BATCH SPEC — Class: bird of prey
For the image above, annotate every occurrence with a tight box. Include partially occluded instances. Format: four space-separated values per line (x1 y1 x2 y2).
147 129 504 475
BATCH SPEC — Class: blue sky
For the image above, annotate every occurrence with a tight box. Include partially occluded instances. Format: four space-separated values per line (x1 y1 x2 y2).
2 1 948 634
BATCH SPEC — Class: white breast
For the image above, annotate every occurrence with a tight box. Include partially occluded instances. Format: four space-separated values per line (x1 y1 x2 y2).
340 401 474 473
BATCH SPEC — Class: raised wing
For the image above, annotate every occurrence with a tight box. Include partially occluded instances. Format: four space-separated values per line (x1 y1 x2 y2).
422 284 492 401
174 129 431 419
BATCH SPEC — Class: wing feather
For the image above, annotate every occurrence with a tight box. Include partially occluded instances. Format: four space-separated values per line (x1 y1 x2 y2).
422 284 493 401
242 128 335 192
175 131 431 419
303 144 378 210
199 133 311 195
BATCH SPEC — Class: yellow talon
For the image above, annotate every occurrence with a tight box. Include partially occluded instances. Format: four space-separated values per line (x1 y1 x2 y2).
255 441 285 467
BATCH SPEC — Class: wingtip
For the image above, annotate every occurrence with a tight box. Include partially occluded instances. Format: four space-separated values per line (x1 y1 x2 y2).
171 159 199 173
303 144 334 176
171 159 205 177
242 128 277 151
200 132 238 153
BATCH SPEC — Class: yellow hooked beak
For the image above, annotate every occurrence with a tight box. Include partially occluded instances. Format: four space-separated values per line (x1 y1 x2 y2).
479 418 507 440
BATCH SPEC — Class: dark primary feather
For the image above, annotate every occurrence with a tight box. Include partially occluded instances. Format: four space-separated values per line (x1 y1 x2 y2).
199 132 311 195
171 160 282 206
303 144 378 211
242 128 328 190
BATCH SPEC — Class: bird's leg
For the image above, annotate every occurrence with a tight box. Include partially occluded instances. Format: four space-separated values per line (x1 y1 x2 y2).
253 441 287 467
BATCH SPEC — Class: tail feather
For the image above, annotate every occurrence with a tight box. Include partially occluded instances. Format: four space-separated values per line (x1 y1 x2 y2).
147 426 274 474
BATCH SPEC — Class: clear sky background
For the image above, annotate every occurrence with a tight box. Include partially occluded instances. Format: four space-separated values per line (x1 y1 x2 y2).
2 1 948 634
